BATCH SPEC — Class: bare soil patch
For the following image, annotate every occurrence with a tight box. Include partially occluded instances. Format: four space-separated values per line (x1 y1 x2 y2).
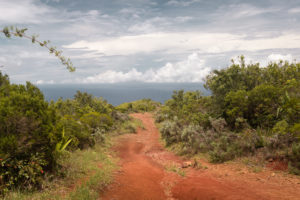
101 113 300 200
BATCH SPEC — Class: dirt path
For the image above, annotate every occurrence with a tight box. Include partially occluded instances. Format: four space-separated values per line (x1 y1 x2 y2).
101 113 300 200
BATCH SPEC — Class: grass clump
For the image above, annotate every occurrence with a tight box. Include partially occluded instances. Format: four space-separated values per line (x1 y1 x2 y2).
164 163 186 177
112 118 144 135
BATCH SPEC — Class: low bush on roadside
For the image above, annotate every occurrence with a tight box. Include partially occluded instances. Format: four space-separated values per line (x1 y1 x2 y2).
3 142 117 200
0 75 59 194
157 57 300 174
0 72 130 195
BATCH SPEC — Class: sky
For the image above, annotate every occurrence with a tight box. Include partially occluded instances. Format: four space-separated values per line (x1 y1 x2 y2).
0 0 300 84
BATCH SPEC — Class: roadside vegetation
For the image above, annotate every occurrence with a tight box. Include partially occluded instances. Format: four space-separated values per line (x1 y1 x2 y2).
156 56 300 174
0 72 140 198
3 143 117 200
1 53 299 199
116 99 161 113
0 26 152 198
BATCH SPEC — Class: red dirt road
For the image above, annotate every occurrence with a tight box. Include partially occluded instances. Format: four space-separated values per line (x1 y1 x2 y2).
101 113 300 200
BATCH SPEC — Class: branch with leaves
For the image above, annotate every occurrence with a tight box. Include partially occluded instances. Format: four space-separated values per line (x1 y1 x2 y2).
1 26 75 72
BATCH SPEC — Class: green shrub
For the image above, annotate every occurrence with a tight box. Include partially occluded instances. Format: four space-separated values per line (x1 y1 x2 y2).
80 112 112 132
272 120 289 135
111 111 130 122
156 57 300 173
60 115 84 149
0 72 130 195
54 93 122 150
224 90 249 127
0 153 47 193
288 143 300 175
160 120 181 146
0 79 59 193
209 117 227 133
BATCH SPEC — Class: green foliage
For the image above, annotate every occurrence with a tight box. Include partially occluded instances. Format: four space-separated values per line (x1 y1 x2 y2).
80 112 112 132
53 91 121 149
0 72 9 87
0 73 130 194
157 57 300 174
55 128 72 153
247 84 282 128
164 163 186 177
0 74 59 194
160 118 259 163
160 120 181 146
272 120 289 135
158 90 213 129
224 90 248 127
116 99 160 113
0 153 46 193
205 57 299 129
3 143 117 200
288 143 300 175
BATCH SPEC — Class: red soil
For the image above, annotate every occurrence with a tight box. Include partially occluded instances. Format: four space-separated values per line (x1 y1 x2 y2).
101 113 300 200
266 159 289 171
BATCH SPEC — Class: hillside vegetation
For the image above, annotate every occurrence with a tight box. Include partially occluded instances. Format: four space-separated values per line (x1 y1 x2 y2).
0 56 299 198
0 72 136 197
116 99 161 113
156 56 300 174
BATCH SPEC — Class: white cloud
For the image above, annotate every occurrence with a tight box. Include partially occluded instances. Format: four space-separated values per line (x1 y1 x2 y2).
128 21 158 33
128 17 171 33
79 52 209 83
174 16 194 23
128 16 194 34
36 79 55 84
227 4 271 18
288 7 300 13
166 0 201 7
267 54 293 63
46 0 60 2
64 32 300 57
87 10 100 18
213 4 278 20
1 0 300 85
0 0 52 24
83 68 142 83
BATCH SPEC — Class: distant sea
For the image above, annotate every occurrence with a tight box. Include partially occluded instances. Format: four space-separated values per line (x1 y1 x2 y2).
38 83 210 106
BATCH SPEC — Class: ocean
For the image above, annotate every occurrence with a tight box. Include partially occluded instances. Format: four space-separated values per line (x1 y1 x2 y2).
38 83 209 106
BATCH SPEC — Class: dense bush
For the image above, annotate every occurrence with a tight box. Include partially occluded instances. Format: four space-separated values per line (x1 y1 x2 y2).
160 118 260 163
0 74 130 194
0 74 59 194
288 143 300 175
52 91 118 149
157 58 300 173
160 120 181 146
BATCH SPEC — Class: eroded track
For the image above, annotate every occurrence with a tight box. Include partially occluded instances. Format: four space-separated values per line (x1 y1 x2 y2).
101 113 300 200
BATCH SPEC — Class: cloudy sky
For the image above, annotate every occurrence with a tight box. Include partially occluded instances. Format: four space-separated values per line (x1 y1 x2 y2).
0 0 300 84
